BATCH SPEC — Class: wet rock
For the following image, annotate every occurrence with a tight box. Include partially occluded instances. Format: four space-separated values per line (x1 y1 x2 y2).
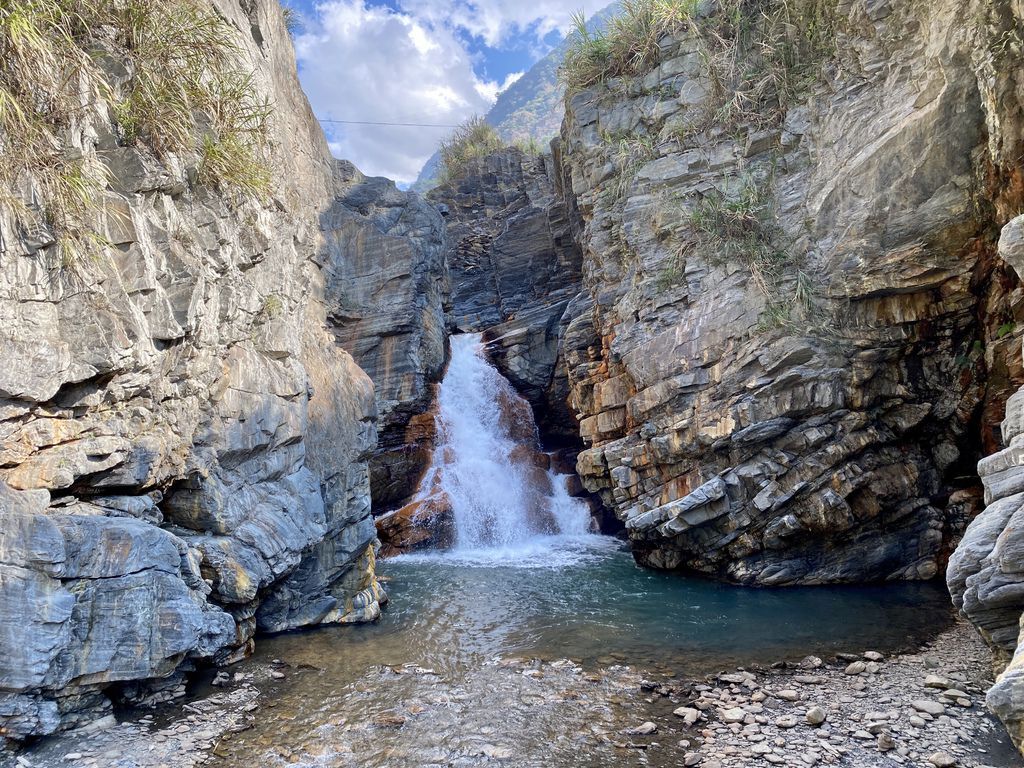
375 490 455 557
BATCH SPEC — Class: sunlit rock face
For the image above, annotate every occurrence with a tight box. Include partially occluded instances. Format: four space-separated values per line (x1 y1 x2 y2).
0 0 390 739
320 162 450 512
558 1 1023 585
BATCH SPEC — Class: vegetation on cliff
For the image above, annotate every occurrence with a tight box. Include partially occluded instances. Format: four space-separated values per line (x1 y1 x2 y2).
0 0 273 261
562 0 837 125
438 116 506 184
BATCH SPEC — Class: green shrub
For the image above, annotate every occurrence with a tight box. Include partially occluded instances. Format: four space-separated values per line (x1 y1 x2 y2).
439 116 505 184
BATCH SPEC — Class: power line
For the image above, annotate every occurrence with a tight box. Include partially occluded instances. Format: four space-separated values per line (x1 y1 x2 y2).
317 118 460 129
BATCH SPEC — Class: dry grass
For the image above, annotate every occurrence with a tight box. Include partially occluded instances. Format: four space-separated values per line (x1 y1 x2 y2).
0 0 273 263
561 0 701 90
439 116 505 184
562 0 838 131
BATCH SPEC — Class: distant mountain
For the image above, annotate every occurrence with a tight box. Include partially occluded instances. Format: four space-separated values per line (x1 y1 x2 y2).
410 5 615 194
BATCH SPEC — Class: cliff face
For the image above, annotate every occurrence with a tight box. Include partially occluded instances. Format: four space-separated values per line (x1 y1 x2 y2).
318 162 449 511
428 148 585 446
0 0 391 739
558 0 1023 585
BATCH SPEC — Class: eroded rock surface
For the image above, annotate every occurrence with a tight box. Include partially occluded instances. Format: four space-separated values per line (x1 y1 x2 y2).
951 217 1024 751
559 0 1022 584
428 148 585 445
321 164 450 510
0 0 389 740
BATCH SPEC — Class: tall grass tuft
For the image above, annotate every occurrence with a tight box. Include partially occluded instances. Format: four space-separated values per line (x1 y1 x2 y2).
561 0 701 90
0 0 274 263
439 116 505 184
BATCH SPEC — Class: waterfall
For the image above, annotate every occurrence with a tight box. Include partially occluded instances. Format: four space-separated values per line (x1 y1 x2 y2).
427 333 592 553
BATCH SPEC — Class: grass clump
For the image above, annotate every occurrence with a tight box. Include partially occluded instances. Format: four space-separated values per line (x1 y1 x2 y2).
0 0 108 259
562 0 839 132
689 173 811 328
562 0 701 90
0 0 273 262
439 116 505 184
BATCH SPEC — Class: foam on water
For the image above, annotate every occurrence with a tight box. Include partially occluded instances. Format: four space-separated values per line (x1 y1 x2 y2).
417 333 594 564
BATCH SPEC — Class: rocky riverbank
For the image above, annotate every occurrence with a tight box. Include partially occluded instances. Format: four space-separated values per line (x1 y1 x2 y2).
3 619 1017 768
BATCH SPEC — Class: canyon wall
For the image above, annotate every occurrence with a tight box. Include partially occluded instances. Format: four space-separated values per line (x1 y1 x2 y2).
427 148 584 446
558 0 1024 586
0 0 392 740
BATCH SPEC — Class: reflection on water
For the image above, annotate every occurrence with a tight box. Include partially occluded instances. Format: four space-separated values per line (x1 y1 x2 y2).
208 537 955 768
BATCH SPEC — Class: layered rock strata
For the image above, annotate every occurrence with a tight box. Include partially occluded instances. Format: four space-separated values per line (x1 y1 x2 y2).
949 215 1024 750
319 162 449 510
427 148 585 445
0 0 388 740
559 0 1021 584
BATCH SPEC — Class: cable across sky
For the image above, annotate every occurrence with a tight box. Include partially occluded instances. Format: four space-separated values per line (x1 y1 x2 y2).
317 118 460 128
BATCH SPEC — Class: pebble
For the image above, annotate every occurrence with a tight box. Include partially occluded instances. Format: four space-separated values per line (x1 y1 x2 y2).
805 706 827 726
927 752 957 767
845 661 867 675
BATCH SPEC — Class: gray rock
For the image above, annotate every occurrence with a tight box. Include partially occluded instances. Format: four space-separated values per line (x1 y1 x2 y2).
0 0 389 740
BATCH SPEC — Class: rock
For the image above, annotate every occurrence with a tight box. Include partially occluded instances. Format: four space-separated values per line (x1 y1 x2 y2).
927 752 957 767
376 491 456 556
805 707 827 726
877 732 896 752
561 0 1014 590
863 651 884 662
774 715 799 729
911 700 946 716
844 662 867 676
924 675 951 689
627 721 657 735
320 165 448 511
674 706 702 725
777 689 800 701
0 0 391 739
720 707 747 724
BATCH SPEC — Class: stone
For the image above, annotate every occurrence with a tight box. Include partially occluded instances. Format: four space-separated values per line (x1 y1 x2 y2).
924 675 951 689
628 721 657 735
805 707 827 726
844 662 867 676
912 700 946 716
674 707 702 725
877 732 895 752
721 708 747 724
926 752 957 767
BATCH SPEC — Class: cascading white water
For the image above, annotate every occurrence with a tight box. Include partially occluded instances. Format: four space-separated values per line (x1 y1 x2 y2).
430 333 592 552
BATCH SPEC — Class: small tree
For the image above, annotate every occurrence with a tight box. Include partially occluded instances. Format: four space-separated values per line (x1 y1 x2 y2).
439 116 504 184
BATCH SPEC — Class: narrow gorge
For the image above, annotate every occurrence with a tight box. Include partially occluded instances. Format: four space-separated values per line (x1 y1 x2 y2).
3 0 1024 767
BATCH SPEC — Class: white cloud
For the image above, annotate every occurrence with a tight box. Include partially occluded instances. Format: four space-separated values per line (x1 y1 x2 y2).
293 0 610 183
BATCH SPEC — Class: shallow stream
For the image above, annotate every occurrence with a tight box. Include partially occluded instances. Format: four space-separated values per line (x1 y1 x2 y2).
206 537 955 767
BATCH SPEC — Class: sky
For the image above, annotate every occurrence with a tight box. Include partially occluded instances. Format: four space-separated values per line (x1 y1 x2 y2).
285 0 609 184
